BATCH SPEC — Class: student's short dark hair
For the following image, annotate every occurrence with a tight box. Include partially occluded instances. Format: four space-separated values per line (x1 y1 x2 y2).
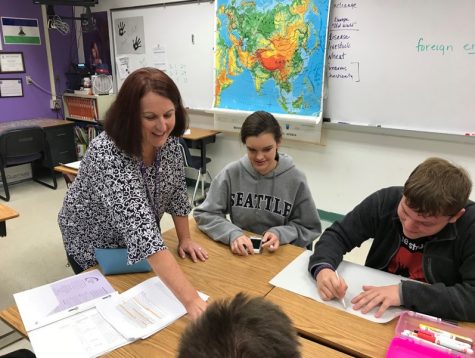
104 67 188 158
240 111 282 144
404 157 472 216
178 293 301 358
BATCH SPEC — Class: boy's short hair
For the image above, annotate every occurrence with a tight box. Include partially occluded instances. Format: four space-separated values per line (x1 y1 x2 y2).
403 157 472 216
177 293 301 358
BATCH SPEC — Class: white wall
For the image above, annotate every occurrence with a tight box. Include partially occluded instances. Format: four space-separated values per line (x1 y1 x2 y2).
193 113 475 215
95 0 475 215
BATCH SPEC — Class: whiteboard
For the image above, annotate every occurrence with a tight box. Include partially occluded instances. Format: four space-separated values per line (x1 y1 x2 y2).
323 0 475 135
110 2 215 109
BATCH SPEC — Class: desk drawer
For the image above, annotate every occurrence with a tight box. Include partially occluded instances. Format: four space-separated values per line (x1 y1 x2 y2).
44 125 77 165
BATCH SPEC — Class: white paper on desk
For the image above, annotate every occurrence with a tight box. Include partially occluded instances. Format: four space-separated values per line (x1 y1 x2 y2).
14 269 116 331
62 160 81 170
28 307 130 358
269 250 407 323
97 276 209 340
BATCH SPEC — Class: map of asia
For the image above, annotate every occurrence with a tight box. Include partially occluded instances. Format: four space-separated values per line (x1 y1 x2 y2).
215 0 330 116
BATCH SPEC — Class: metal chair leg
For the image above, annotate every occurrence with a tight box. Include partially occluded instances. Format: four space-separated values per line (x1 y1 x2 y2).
0 166 10 201
192 171 202 205
200 172 205 198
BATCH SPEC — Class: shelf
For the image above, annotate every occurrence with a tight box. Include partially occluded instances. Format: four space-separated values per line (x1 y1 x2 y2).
62 93 116 124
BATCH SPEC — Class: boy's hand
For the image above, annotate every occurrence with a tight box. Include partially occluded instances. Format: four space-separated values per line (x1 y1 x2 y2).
351 284 401 317
316 268 347 300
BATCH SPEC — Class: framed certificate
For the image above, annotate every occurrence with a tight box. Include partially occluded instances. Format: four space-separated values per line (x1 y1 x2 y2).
0 52 25 73
0 78 24 97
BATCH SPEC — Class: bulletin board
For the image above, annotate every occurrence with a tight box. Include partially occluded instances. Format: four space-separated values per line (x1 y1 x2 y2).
110 1 215 110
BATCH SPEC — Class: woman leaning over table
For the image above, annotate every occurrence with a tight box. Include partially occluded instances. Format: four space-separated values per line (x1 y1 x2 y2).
58 67 207 319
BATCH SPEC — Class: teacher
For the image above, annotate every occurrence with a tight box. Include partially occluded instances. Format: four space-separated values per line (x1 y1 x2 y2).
58 67 207 319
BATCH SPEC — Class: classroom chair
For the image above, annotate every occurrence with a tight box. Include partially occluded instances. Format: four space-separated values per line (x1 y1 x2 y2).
0 126 57 201
177 137 211 206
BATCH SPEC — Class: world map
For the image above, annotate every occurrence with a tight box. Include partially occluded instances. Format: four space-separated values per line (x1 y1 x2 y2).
215 0 330 116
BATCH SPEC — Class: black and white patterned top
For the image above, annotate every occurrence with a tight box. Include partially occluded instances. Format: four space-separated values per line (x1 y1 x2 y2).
58 132 191 270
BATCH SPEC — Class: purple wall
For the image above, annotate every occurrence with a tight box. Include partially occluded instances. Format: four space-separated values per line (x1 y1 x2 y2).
0 0 77 122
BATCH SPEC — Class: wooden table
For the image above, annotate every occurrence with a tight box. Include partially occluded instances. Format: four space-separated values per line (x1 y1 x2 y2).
266 287 475 357
54 164 77 187
0 305 349 358
0 219 345 357
183 127 220 203
0 204 19 237
53 165 77 177
161 218 304 299
183 127 220 175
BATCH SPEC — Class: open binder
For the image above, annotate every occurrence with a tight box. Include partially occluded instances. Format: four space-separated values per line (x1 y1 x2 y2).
14 270 207 357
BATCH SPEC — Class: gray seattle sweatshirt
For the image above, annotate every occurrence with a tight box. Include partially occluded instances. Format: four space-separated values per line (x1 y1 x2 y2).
193 153 321 247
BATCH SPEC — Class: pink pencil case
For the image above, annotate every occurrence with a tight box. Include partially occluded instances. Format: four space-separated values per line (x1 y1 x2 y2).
386 311 474 358
387 337 460 358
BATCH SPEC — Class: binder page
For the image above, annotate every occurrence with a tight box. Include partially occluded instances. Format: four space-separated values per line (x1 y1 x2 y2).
97 276 208 340
62 160 81 170
28 308 129 358
14 269 116 331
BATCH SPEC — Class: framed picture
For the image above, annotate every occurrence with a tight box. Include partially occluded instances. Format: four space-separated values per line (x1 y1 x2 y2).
0 78 24 97
0 52 25 73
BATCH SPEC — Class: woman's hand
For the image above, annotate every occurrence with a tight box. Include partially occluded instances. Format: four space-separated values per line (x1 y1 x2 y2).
230 235 254 256
178 238 209 262
184 296 208 320
262 231 280 252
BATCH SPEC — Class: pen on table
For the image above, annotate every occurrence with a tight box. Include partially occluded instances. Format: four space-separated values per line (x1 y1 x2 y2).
334 270 347 309
401 330 456 355
417 328 473 348
413 330 474 354
419 324 473 345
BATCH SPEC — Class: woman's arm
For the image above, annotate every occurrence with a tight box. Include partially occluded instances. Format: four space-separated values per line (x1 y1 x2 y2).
147 249 207 320
173 215 208 262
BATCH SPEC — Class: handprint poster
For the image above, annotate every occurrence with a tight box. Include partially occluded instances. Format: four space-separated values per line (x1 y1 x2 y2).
114 16 146 55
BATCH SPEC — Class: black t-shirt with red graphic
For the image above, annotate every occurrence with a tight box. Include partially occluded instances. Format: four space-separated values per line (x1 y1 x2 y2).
386 234 433 282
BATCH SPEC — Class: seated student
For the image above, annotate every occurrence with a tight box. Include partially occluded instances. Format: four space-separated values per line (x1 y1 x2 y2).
177 293 301 358
309 157 475 321
194 111 321 255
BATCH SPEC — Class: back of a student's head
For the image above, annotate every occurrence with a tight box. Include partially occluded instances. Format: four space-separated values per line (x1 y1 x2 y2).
404 157 472 216
177 293 301 358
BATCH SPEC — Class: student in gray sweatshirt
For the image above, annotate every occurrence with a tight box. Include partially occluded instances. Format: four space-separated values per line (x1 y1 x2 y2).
194 111 321 255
